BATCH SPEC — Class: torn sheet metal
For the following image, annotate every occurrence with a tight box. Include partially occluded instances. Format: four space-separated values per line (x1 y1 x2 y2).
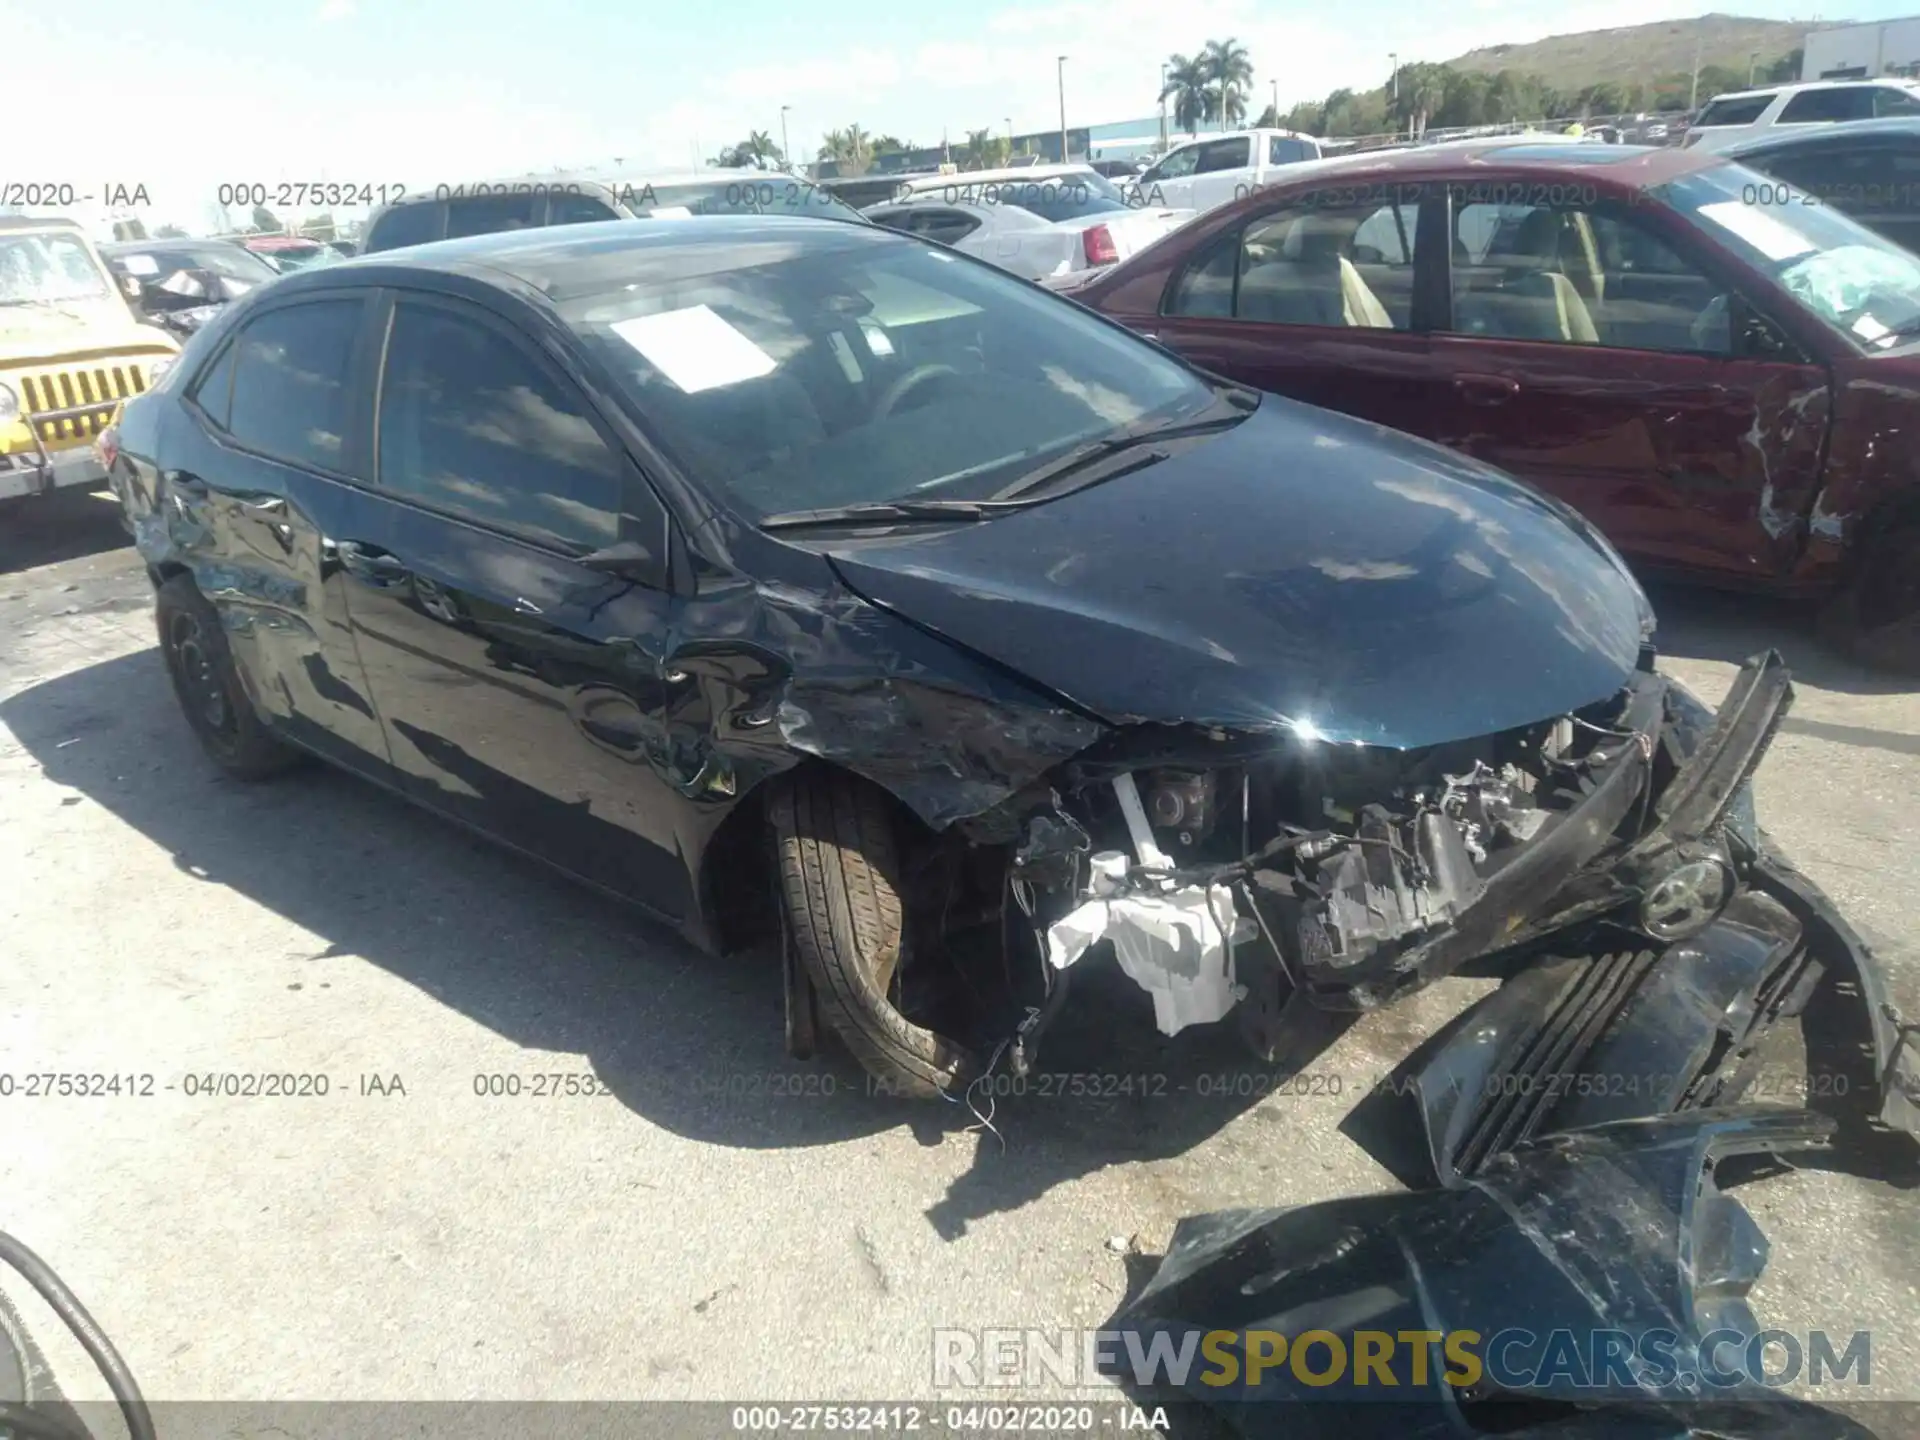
1112 1110 1873 1437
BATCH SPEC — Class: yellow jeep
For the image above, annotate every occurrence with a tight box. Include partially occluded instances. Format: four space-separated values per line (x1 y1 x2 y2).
0 215 179 502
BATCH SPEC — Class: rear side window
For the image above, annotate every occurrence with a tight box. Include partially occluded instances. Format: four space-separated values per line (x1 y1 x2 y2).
1876 88 1920 116
445 194 540 239
1269 136 1315 165
366 202 443 252
1779 87 1875 123
376 301 623 552
1694 94 1774 127
226 300 363 470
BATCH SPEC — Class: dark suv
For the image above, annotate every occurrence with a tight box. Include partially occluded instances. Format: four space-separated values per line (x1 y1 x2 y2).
364 169 869 253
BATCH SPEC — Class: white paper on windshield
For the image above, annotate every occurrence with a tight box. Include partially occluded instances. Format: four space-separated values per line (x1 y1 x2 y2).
1854 313 1892 341
647 206 695 219
121 254 159 276
859 320 895 357
610 304 775 393
1697 201 1816 262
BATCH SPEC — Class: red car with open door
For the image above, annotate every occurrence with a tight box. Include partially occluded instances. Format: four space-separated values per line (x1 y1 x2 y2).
1074 139 1920 670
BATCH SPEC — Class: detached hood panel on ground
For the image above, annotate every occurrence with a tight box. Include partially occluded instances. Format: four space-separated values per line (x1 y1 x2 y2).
825 397 1652 749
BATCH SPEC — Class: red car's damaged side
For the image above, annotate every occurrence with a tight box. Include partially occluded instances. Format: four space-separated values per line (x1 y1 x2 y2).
1076 141 1920 665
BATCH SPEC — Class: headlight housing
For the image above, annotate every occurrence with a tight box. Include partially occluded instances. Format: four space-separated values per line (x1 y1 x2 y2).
0 382 19 425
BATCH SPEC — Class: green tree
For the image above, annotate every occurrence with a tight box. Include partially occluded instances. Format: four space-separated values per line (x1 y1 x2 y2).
250 204 280 233
154 223 188 239
1203 37 1254 127
871 134 914 156
1767 49 1803 83
1160 52 1214 132
817 125 874 176
962 128 1012 169
1393 61 1449 136
712 129 785 168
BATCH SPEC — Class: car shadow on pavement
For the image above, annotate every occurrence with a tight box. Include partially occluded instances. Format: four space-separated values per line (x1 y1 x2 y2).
1646 580 1916 698
3 647 1322 1236
0 487 131 575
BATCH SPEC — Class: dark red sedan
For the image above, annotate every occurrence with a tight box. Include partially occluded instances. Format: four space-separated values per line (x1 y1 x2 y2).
1076 139 1920 667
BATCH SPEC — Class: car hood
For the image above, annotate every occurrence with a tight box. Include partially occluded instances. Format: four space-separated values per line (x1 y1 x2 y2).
822 396 1652 748
0 300 178 364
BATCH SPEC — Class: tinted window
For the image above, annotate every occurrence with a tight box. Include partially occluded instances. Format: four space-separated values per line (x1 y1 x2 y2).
377 302 623 551
908 210 983 245
998 181 1128 224
191 340 237 429
1165 194 1420 328
1694 95 1773 127
367 202 443 252
1449 201 1730 354
1269 136 1315 165
551 193 619 224
226 300 362 469
559 230 1215 519
1194 138 1254 174
1878 88 1920 116
1779 87 1874 123
639 180 866 223
446 195 541 239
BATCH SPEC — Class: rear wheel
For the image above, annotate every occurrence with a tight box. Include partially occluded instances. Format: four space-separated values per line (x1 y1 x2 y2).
768 771 980 1099
1820 523 1920 675
155 575 301 780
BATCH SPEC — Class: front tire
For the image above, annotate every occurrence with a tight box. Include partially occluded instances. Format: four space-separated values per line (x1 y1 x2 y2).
155 574 301 780
768 771 979 1099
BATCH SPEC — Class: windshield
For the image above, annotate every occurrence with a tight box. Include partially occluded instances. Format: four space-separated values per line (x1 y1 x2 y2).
559 229 1216 519
1662 162 1920 348
0 231 112 306
636 179 867 224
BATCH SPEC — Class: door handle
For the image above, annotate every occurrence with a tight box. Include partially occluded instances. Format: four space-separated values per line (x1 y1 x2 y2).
1453 373 1521 405
331 539 410 584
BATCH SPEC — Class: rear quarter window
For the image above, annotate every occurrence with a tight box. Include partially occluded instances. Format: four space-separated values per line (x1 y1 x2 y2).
366 201 444 252
1695 94 1774 127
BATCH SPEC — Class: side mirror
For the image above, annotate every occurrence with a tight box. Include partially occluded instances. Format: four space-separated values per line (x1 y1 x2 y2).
578 538 666 589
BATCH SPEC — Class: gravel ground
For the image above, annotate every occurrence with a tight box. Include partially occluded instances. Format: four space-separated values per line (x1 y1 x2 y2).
1 487 1915 1434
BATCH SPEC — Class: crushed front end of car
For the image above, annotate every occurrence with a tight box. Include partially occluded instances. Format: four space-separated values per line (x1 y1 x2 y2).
958 649 1917 1143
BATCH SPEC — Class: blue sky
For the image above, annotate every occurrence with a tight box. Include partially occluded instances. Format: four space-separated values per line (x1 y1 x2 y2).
5 0 1913 231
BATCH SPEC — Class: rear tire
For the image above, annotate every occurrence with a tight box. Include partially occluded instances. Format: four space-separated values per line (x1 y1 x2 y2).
155 575 302 781
768 771 979 1099
1819 523 1920 676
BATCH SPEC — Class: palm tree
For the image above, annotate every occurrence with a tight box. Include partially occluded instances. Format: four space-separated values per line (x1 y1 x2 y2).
1203 38 1254 128
817 125 875 176
1160 53 1215 134
744 129 781 165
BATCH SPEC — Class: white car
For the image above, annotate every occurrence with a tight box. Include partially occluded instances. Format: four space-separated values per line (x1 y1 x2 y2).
1124 128 1324 216
1682 78 1920 153
864 167 1191 287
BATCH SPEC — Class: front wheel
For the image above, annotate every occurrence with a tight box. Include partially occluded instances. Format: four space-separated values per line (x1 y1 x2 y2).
1819 523 1920 675
155 575 302 780
768 771 980 1099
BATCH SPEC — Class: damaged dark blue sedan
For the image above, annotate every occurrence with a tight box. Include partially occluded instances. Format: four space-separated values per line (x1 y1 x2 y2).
104 218 1917 1152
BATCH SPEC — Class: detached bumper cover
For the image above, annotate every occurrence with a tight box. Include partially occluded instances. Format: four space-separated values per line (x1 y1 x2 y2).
1114 1111 1877 1438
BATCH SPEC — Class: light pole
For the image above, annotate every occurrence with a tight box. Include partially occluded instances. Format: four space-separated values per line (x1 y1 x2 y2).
780 105 792 171
1270 79 1279 125
1748 51 1760 86
1057 55 1069 163
1159 61 1169 150
1005 115 1014 159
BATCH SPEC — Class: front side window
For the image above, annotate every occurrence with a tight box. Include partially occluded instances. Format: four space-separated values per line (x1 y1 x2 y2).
226 300 362 470
446 195 540 239
557 228 1215 519
1142 145 1201 183
0 232 110 305
1877 87 1920 116
1194 138 1254 174
377 302 623 552
1662 161 1920 349
368 202 444 252
551 193 620 225
1165 194 1418 328
1448 199 1730 353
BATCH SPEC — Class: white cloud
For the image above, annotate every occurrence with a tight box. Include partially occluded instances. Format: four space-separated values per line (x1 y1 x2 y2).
316 0 356 21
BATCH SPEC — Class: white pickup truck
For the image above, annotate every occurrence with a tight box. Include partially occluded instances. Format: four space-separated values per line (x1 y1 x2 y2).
1124 128 1326 217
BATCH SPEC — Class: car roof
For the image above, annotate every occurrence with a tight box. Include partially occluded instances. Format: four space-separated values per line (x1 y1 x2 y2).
895 163 1095 188
1234 137 1723 189
243 235 323 249
1709 77 1920 104
379 167 804 209
283 214 901 301
1721 115 1920 155
0 215 86 234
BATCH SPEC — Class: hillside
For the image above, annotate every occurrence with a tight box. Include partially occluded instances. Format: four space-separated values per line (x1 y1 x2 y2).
1442 13 1831 91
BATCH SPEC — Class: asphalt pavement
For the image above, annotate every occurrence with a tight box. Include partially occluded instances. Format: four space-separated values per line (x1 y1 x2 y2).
1 487 1915 1433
